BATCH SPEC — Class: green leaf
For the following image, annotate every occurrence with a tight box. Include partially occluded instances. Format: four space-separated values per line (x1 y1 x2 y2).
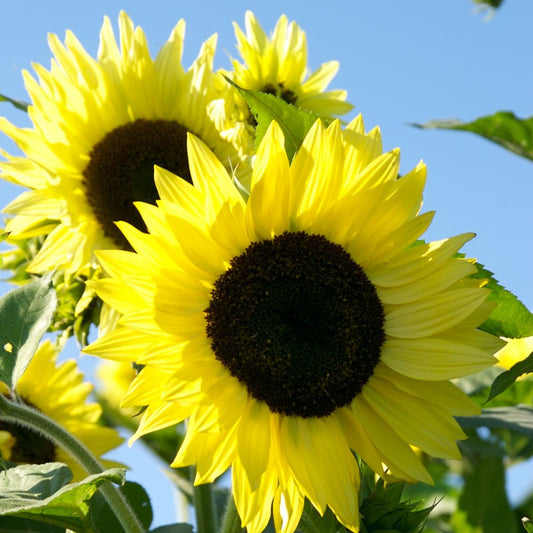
471 262 533 338
458 454 517 533
90 481 153 532
0 463 125 532
413 112 533 161
298 500 341 533
0 275 57 389
227 78 319 160
150 525 194 533
485 351 533 403
0 515 64 532
458 405 533 437
0 93 28 112
473 0 504 8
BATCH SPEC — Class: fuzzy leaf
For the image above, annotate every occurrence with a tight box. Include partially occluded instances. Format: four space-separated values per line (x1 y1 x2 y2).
90 481 152 532
0 93 28 112
458 405 533 437
413 112 533 161
0 463 125 532
486 351 533 403
0 275 57 389
227 78 319 160
471 262 533 338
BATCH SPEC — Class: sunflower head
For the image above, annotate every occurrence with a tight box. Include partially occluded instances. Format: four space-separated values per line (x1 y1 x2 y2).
0 11 252 278
85 117 501 533
0 341 123 480
225 11 354 123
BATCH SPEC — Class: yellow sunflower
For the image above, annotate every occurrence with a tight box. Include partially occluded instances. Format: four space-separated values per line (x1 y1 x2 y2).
85 117 501 532
225 11 353 122
495 336 533 370
0 11 251 277
0 340 123 480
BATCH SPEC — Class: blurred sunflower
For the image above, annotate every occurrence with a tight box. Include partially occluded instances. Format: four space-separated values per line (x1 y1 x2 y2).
0 341 123 480
225 11 353 123
85 118 501 532
0 11 251 277
495 336 533 370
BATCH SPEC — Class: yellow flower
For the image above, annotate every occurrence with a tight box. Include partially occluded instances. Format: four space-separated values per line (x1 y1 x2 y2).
495 336 533 370
225 11 353 122
0 341 123 480
95 359 137 414
85 117 500 532
0 11 251 277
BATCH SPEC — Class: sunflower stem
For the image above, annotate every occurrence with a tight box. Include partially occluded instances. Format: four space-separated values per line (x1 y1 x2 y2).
219 493 242 533
0 395 145 533
192 476 218 533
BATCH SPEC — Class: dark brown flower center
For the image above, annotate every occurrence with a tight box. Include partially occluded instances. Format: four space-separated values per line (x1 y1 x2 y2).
0 403 56 464
205 231 385 418
83 119 191 248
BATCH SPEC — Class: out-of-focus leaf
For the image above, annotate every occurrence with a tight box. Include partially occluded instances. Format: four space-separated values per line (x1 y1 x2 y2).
474 0 504 8
298 500 339 533
471 262 533 338
0 93 28 112
0 463 125 532
149 525 194 533
0 515 64 532
413 112 533 161
459 454 516 533
458 405 533 437
0 274 57 389
90 481 152 532
226 78 319 160
486 351 533 403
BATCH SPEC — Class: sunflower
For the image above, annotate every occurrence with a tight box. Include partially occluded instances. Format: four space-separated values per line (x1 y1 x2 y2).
0 341 123 480
85 117 501 532
0 11 251 277
495 336 533 370
225 11 353 122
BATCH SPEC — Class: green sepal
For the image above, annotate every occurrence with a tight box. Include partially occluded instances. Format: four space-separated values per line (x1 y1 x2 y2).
485 351 533 403
226 78 320 160
0 93 28 112
413 111 533 161
0 274 57 390
471 262 533 338
0 462 125 532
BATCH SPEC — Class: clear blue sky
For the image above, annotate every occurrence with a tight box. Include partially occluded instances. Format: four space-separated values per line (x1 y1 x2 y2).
1 1 532 528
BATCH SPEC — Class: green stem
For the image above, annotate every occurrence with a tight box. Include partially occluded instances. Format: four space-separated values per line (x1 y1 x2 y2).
219 493 242 533
192 472 218 533
0 395 145 533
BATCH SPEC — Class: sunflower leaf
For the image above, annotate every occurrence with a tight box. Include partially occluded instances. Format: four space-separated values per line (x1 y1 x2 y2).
413 112 533 161
458 454 516 533
90 481 153 532
0 462 125 532
149 525 194 533
470 262 533 338
485 351 533 403
0 93 28 112
0 274 57 390
458 405 533 437
225 77 319 160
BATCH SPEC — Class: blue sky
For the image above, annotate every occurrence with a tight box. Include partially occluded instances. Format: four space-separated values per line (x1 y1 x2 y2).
1 0 532 528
